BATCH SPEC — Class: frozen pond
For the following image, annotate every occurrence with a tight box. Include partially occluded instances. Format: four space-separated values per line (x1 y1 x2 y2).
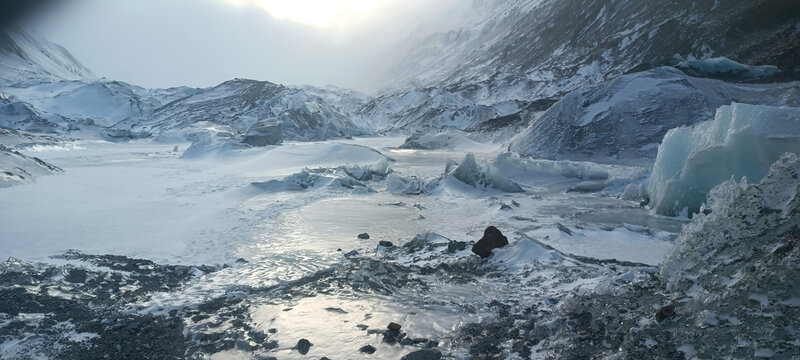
0 136 683 359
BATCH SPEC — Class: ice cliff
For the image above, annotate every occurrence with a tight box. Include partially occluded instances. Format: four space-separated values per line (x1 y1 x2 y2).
649 103 800 217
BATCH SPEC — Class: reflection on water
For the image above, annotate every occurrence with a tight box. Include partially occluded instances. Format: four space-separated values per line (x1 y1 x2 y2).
244 294 475 360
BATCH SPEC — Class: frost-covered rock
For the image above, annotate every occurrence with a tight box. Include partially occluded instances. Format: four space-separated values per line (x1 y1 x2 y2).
508 67 800 165
0 144 63 187
450 153 523 193
648 103 800 216
671 55 780 81
500 154 800 359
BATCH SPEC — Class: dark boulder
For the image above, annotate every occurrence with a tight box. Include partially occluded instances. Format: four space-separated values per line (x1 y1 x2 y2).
471 226 509 258
655 304 675 322
359 345 377 354
295 338 312 355
378 240 395 248
447 241 468 253
401 349 442 360
357 233 370 239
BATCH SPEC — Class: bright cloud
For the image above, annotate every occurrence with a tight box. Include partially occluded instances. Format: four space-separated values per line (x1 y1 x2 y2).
220 0 392 30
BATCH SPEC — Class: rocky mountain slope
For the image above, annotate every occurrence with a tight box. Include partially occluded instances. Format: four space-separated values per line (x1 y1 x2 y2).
363 0 800 135
0 27 94 87
0 28 371 144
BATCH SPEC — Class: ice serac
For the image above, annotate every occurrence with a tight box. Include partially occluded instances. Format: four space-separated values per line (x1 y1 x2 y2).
508 67 800 165
648 103 800 217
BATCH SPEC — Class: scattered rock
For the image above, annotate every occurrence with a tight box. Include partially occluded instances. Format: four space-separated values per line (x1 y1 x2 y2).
383 323 406 344
344 250 359 257
401 348 442 360
471 226 509 258
655 304 675 322
295 339 313 355
172 145 179 152
447 241 468 253
358 233 370 239
356 324 369 330
359 345 377 354
400 338 414 345
500 204 513 210
234 258 248 264
378 240 395 248
511 200 521 207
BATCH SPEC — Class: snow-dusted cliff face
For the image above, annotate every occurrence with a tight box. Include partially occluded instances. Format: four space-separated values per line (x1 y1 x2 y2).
363 0 800 134
386 0 800 97
0 28 95 87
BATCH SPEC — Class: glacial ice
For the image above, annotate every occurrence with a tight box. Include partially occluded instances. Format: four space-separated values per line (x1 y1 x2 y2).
648 103 800 216
508 67 800 165
671 55 780 80
450 153 523 193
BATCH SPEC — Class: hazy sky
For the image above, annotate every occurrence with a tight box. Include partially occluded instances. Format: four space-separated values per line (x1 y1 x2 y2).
28 0 467 92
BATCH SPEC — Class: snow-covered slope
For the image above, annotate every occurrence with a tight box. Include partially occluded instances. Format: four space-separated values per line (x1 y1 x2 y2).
144 79 370 142
0 144 62 187
365 0 800 134
386 0 800 96
0 27 94 87
508 67 800 165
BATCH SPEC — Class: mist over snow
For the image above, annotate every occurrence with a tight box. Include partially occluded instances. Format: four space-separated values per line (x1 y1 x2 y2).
25 0 468 92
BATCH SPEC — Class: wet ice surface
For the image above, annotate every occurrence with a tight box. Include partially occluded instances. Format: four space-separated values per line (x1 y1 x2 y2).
0 136 683 359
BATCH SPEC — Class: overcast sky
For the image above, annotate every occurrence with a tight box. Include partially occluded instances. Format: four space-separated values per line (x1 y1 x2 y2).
27 0 467 92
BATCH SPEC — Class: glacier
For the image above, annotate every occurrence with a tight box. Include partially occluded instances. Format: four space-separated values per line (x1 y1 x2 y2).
508 67 800 165
648 103 800 217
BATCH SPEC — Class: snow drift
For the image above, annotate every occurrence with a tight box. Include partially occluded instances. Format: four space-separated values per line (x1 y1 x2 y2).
648 103 800 217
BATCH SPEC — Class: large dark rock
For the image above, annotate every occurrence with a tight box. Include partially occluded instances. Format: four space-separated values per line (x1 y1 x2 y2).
359 345 377 354
295 338 312 355
471 226 508 258
401 349 442 360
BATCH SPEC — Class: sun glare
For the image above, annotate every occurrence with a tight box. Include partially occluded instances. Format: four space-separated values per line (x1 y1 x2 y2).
220 0 390 29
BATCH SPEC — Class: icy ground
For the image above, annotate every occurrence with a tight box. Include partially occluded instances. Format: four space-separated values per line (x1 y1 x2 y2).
0 137 683 359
